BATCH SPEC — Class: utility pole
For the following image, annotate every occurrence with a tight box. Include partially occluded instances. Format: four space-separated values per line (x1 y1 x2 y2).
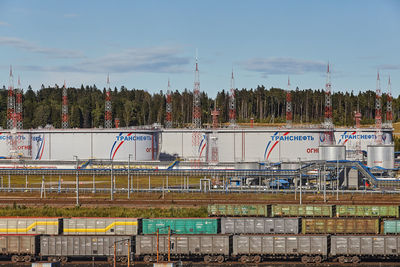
128 154 132 199
110 159 114 201
74 156 79 206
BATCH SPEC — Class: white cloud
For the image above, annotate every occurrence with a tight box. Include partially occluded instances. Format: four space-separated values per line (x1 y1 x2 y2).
19 46 190 74
0 36 83 58
0 21 9 26
378 64 400 70
241 57 326 77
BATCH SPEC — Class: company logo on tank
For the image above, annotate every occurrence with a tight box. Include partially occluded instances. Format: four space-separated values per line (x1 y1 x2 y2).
0 135 26 140
340 134 376 140
115 135 151 141
270 135 315 141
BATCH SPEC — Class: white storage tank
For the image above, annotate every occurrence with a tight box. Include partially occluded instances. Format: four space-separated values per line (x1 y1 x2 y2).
319 145 346 161
367 144 394 169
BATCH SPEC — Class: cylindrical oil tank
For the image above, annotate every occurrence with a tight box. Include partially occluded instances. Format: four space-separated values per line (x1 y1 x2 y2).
367 144 394 169
30 129 160 161
319 145 346 161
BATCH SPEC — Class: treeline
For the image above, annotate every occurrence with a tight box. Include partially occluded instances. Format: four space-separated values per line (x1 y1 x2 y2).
0 84 398 129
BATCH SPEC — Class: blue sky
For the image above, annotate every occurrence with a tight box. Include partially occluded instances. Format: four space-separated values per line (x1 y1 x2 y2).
0 0 399 97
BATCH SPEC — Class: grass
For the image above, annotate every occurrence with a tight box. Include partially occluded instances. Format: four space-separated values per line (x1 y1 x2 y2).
0 205 208 218
1 174 202 189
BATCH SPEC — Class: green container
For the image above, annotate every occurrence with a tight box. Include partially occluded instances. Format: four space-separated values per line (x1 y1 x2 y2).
142 218 218 234
271 204 334 217
207 204 269 217
336 205 399 218
384 220 400 234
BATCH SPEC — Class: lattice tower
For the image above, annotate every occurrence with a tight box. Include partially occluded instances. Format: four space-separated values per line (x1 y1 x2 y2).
323 63 334 144
375 71 382 144
105 74 112 128
62 81 69 129
191 54 202 167
324 63 333 128
386 75 393 127
165 79 172 128
192 56 201 129
355 104 362 160
229 70 236 126
7 66 15 130
15 75 23 130
210 100 220 164
286 76 292 128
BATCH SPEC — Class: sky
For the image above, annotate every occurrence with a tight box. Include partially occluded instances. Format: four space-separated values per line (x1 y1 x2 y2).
0 0 399 97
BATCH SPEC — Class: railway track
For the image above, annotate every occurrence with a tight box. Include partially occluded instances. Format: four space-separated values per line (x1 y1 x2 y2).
0 196 399 207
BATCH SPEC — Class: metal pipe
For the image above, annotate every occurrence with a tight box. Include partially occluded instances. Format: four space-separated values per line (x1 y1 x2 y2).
111 160 114 201
74 156 79 206
128 154 132 199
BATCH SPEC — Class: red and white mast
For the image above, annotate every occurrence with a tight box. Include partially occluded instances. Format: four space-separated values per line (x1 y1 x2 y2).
386 75 393 128
191 52 202 167
165 79 172 128
7 66 15 130
286 76 292 128
105 74 112 128
323 63 334 144
375 71 382 144
15 75 23 130
229 69 236 126
62 80 69 129
192 54 201 128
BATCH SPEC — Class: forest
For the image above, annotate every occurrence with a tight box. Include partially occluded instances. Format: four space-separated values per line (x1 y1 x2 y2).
0 84 398 129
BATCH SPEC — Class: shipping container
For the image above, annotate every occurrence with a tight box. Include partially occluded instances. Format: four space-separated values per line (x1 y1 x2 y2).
208 204 270 217
331 235 400 263
302 218 379 234
221 217 300 234
271 204 334 217
63 218 139 235
336 205 399 218
40 235 133 263
142 218 218 235
383 220 400 234
135 234 230 263
232 235 328 264
0 217 60 235
0 235 38 263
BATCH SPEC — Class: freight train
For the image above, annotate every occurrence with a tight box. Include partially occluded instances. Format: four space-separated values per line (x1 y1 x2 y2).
1 204 400 264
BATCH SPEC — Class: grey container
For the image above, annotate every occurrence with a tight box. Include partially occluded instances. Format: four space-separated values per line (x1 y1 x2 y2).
221 217 300 234
40 235 132 259
135 234 230 260
232 235 328 256
331 235 400 256
0 217 60 235
63 217 139 235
